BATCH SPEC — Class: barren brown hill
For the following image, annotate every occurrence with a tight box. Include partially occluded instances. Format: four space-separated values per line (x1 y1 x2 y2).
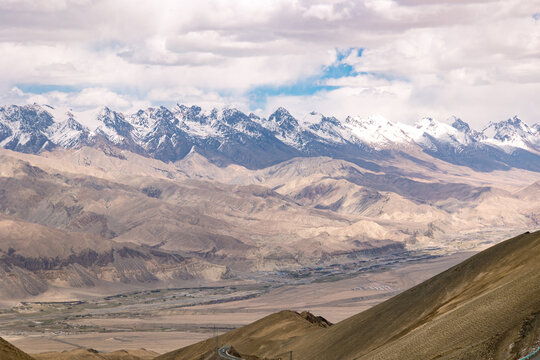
3 146 540 266
159 230 540 360
0 215 227 302
0 148 409 273
0 336 35 360
33 348 158 360
155 310 331 360
2 145 540 301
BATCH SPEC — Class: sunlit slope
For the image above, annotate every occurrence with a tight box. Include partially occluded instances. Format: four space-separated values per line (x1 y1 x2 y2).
159 231 540 360
155 311 330 360
33 348 159 360
290 230 540 360
0 337 35 360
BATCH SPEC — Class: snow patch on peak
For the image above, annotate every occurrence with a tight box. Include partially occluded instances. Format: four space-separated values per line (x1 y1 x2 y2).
301 111 324 126
273 106 292 116
176 108 222 139
269 107 298 127
414 117 465 140
72 108 102 131
450 117 469 131
342 114 411 148
298 112 344 144
406 117 478 150
41 104 72 123
47 116 89 148
481 116 539 152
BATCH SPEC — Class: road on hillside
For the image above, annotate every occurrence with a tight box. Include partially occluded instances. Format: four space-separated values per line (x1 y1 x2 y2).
218 345 243 360
520 346 540 360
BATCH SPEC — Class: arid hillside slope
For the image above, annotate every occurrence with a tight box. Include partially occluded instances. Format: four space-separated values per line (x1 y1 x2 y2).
33 348 159 360
0 336 35 360
155 310 331 360
0 216 228 302
160 231 540 360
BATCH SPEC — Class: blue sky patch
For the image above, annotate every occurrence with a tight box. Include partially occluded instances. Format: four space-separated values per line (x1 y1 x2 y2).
322 62 357 80
247 47 362 109
336 47 363 61
247 81 339 110
16 84 79 94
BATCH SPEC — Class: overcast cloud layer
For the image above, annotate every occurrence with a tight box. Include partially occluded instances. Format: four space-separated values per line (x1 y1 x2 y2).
1 0 539 127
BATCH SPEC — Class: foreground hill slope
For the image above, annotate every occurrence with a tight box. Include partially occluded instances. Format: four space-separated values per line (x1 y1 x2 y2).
160 230 540 360
155 310 331 360
0 337 35 360
33 348 159 360
293 230 540 360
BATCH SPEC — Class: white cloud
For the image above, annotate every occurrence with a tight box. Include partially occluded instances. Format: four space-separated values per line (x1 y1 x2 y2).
70 88 132 109
0 0 539 128
0 0 90 12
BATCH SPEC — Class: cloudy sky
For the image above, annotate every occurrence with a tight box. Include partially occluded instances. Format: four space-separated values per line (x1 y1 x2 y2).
1 0 539 127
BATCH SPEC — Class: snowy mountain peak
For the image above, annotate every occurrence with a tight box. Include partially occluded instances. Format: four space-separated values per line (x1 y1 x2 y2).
97 106 112 116
341 115 411 148
173 103 201 116
408 116 479 150
221 107 251 126
450 117 485 141
261 107 305 147
415 117 438 130
129 107 177 139
490 116 531 137
47 116 89 148
248 112 261 121
302 111 323 125
273 106 292 116
96 107 126 126
415 117 458 137
481 116 539 151
93 107 133 145
451 117 471 133
0 104 54 152
269 107 298 126
65 115 86 131
0 103 539 171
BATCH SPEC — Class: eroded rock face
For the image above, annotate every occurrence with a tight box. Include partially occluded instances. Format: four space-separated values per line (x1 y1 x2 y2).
299 311 333 328
0 249 229 299
0 217 229 300
0 265 48 298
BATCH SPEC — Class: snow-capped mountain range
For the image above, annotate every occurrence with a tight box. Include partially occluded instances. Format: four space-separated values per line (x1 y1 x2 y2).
0 103 539 172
